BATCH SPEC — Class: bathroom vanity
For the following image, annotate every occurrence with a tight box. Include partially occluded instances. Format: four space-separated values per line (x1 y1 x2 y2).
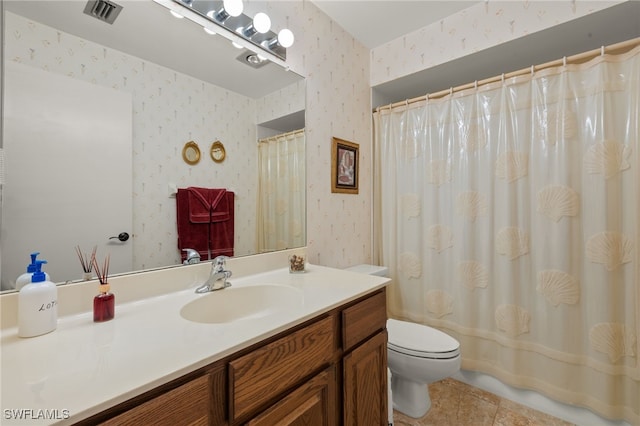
0 252 390 425
84 289 387 425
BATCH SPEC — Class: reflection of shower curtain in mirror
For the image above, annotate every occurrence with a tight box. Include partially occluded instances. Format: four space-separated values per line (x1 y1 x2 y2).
257 129 306 253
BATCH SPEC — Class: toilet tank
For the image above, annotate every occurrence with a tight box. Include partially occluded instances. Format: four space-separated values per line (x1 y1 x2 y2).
344 264 389 277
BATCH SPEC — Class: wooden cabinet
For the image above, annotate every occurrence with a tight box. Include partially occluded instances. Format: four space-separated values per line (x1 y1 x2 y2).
98 374 211 426
246 366 336 426
341 289 388 426
229 315 336 423
343 331 388 426
81 289 387 426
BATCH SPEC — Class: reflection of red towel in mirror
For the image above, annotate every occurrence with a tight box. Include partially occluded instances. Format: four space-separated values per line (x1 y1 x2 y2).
176 187 234 261
187 188 227 223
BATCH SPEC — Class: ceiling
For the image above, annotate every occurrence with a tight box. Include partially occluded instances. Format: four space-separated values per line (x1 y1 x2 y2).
310 1 479 49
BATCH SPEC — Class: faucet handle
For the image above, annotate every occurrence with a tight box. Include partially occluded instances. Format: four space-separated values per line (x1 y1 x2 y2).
212 255 229 270
182 248 201 265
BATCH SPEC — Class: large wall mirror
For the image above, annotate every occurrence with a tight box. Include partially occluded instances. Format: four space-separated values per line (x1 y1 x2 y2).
1 0 306 291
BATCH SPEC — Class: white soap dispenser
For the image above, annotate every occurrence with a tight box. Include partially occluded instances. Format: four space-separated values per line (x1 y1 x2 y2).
18 260 58 338
16 252 51 291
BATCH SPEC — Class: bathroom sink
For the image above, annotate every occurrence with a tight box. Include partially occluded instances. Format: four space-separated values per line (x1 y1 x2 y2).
180 284 303 324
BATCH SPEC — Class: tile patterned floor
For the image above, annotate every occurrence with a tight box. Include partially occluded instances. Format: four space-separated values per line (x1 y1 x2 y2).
393 378 575 426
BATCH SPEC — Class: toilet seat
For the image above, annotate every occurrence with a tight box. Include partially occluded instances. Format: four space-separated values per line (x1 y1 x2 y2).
387 319 460 360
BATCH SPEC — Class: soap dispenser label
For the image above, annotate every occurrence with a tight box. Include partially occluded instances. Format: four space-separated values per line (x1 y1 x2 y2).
38 299 58 312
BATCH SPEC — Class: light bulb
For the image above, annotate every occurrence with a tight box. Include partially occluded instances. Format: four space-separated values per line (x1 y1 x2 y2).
169 10 184 19
253 12 271 34
231 41 243 49
203 27 216 35
278 29 294 48
223 0 243 17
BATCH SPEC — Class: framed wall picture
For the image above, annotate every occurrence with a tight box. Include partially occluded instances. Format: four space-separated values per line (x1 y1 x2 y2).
331 137 359 194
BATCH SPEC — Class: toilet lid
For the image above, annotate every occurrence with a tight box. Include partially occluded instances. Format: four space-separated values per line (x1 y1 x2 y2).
387 319 460 359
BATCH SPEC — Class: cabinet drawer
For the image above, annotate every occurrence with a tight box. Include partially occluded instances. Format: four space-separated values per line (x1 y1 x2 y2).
100 374 210 426
247 366 337 426
229 315 336 422
342 290 387 351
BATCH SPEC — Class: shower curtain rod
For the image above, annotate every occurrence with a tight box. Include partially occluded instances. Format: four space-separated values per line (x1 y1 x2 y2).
375 36 640 112
258 128 305 144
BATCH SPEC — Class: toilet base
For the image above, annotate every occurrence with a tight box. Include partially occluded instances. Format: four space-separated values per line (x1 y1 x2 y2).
391 375 432 418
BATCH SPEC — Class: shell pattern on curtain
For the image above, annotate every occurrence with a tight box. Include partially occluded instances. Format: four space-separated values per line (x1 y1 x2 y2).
373 46 639 423
257 129 306 253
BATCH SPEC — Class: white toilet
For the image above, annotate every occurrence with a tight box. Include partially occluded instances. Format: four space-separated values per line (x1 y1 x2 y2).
345 264 461 419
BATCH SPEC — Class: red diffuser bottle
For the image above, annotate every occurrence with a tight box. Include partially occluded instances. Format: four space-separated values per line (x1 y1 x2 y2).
94 283 115 322
92 253 114 322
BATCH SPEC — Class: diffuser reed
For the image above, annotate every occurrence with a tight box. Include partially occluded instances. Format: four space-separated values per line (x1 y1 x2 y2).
92 253 115 322
75 245 96 280
91 253 110 286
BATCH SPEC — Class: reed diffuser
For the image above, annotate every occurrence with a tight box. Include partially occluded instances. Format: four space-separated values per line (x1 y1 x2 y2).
92 253 114 322
75 245 96 281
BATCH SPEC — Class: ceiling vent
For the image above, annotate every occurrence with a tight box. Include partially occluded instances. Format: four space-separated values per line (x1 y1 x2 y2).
83 0 123 25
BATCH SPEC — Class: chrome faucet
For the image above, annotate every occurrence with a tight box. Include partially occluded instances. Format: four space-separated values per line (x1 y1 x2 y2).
182 248 201 265
195 256 232 293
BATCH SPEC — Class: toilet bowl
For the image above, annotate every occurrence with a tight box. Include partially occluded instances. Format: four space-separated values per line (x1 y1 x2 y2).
345 264 461 419
387 318 460 418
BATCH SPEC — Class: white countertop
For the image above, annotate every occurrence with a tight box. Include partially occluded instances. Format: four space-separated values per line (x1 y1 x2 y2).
0 264 389 425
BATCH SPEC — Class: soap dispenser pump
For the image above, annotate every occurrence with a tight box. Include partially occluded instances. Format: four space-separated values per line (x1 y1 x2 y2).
15 252 50 291
18 260 58 338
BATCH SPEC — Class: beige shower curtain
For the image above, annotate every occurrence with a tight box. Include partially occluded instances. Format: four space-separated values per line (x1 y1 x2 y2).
257 129 306 253
373 44 639 423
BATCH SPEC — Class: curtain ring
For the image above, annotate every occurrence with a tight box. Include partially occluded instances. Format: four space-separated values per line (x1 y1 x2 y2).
474 80 478 89
563 56 567 66
530 65 534 76
601 46 605 56
501 73 505 83
449 87 453 96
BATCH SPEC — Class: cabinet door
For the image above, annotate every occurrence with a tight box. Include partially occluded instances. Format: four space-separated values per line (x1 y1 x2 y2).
343 330 388 426
99 374 210 426
246 366 337 426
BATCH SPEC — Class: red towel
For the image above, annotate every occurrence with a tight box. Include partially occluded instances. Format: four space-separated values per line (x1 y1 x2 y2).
187 188 229 223
209 191 234 258
176 188 234 261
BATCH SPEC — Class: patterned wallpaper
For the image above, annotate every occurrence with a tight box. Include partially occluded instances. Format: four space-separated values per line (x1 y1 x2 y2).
370 1 624 86
4 1 622 272
267 1 374 268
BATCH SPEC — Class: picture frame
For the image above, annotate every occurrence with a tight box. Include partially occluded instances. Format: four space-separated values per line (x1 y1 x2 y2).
331 137 359 194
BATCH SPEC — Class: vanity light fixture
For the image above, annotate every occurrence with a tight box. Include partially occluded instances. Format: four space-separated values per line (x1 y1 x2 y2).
208 0 242 23
266 28 295 50
240 12 271 38
153 0 293 66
